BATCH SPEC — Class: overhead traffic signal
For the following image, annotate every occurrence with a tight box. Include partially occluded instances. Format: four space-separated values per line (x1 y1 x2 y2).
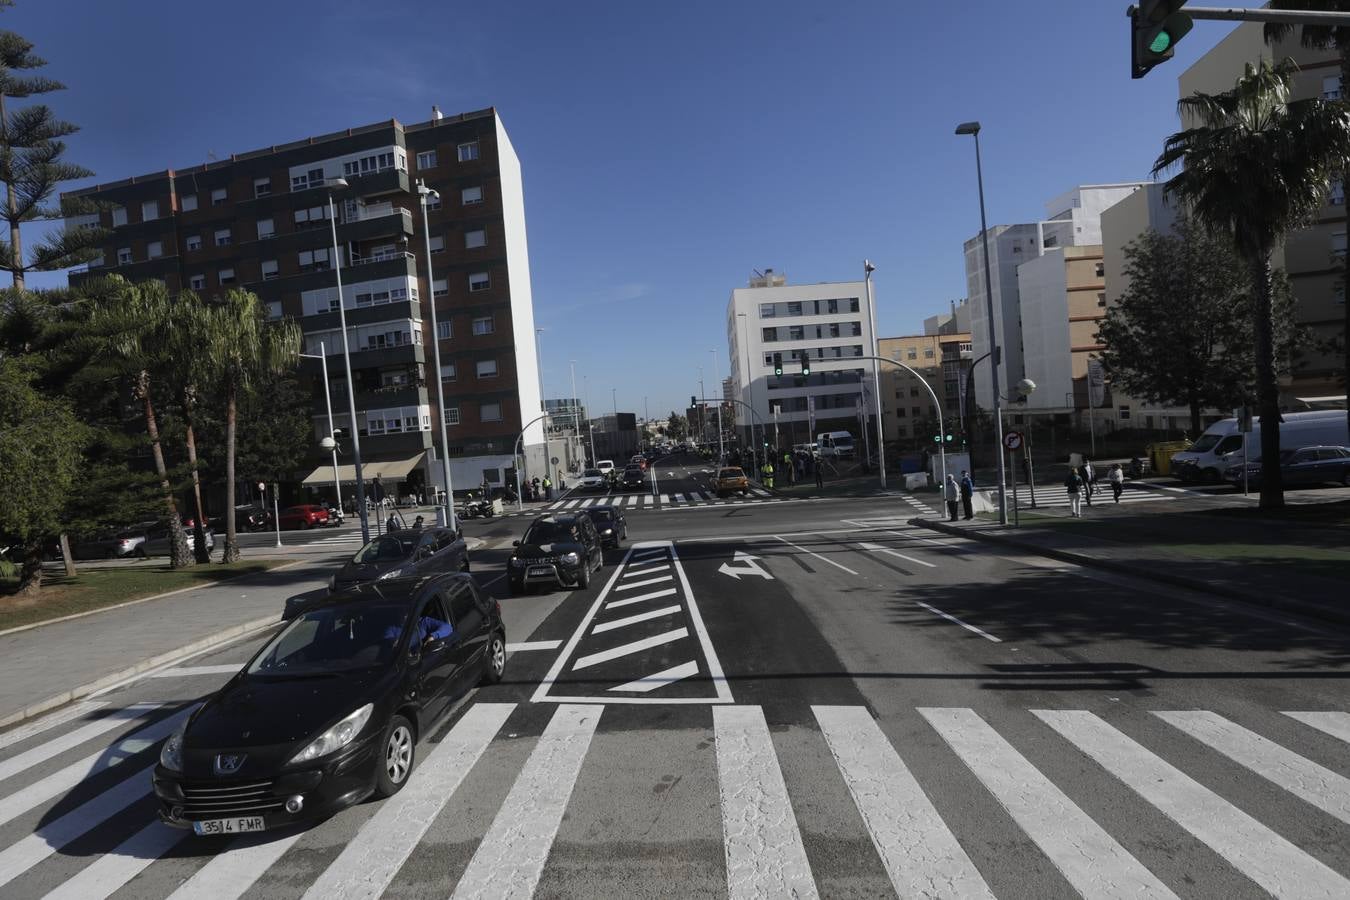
773 353 783 376
1130 1 1192 80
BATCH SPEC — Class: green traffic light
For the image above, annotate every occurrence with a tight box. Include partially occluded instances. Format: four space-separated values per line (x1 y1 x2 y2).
1149 30 1172 54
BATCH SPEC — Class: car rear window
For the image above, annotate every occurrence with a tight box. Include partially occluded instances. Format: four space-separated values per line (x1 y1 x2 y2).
718 468 745 478
583 469 602 477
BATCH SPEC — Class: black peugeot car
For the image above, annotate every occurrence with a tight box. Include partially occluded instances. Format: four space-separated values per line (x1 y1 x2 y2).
507 514 604 594
579 504 627 548
327 527 468 595
153 574 505 835
620 465 646 492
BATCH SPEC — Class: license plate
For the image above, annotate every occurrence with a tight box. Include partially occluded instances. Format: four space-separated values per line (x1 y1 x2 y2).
193 816 265 835
527 566 553 576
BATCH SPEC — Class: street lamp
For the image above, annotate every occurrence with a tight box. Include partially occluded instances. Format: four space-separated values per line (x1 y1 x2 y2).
864 260 886 489
417 180 457 530
955 120 1008 525
299 344 341 513
709 348 724 461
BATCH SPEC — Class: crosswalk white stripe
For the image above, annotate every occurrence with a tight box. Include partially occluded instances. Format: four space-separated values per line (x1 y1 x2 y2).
1035 709 1350 898
605 587 678 611
572 628 689 670
672 493 686 503
0 708 190 829
0 764 152 889
615 574 674 591
857 541 937 569
609 661 700 693
659 493 669 504
561 500 581 509
452 704 600 899
167 831 305 900
750 487 771 497
0 702 164 784
622 562 670 577
301 703 515 900
43 821 182 900
591 605 682 634
1155 710 1350 824
922 707 1175 899
814 706 993 899
1284 711 1350 745
631 546 666 560
714 705 818 899
0 701 109 752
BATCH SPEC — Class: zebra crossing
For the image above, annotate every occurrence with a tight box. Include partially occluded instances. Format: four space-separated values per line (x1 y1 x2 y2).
1016 484 1177 510
530 486 782 515
2 697 1347 897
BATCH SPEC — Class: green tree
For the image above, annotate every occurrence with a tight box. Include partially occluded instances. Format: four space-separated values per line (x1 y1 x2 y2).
1155 59 1350 508
665 411 688 441
1097 220 1297 434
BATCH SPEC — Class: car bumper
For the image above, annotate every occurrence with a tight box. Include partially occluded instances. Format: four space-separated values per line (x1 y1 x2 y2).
512 561 582 587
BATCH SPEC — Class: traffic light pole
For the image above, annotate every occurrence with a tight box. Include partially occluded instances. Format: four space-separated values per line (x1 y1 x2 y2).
1176 7 1350 25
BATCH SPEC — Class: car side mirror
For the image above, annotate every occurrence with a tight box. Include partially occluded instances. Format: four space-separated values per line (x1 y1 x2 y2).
512 540 520 547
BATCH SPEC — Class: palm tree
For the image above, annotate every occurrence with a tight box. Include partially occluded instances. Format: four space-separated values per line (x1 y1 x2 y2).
164 292 214 563
205 289 301 562
1155 59 1350 508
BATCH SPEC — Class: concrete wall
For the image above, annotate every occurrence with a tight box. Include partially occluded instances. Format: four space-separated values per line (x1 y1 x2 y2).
496 115 544 451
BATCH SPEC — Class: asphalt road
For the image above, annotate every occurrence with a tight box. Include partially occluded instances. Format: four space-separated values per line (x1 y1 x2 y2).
2 451 1348 898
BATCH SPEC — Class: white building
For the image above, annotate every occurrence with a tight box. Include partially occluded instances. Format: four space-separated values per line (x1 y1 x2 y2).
726 270 877 450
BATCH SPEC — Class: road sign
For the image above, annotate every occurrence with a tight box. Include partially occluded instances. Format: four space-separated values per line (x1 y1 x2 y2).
1004 431 1024 452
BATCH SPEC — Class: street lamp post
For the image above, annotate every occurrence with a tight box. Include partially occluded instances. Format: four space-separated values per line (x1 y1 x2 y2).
955 121 1008 525
299 344 342 513
569 360 581 467
864 261 886 489
583 374 597 464
417 180 457 530
709 348 724 461
535 328 551 489
324 177 370 543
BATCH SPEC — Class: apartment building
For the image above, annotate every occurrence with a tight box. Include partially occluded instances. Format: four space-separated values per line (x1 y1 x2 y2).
63 107 543 503
726 270 876 450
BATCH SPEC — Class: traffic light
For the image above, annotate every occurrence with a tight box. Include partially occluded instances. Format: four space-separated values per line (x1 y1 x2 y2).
773 352 783 376
691 395 697 407
800 354 810 376
1130 1 1192 79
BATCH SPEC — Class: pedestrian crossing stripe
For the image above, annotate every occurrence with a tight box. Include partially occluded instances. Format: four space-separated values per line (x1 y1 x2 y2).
4 700 1349 898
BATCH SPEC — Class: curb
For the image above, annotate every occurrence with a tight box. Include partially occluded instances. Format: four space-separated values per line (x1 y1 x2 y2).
912 517 1350 629
0 613 280 731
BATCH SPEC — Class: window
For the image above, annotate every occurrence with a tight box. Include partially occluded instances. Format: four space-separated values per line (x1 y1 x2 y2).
444 406 460 425
461 185 482 205
788 325 804 340
1333 182 1345 206
416 150 437 170
342 152 398 177
480 401 501 422
141 200 159 221
464 228 486 249
762 327 777 342
214 228 232 247
179 194 198 212
429 235 445 254
476 359 498 378
912 406 922 417
266 301 282 320
257 218 275 239
254 177 271 198
1324 74 1343 100
437 320 451 340
759 303 776 318
147 241 163 259
433 277 448 297
458 141 479 162
924 348 935 358
261 259 279 281
111 206 128 227
117 247 133 265
1118 406 1131 421
468 271 490 292
1334 231 1347 257
219 267 236 285
211 188 227 206
427 193 441 210
440 363 456 381
189 274 206 290
293 206 329 227
906 349 917 360
299 248 330 270
472 316 494 336
1097 292 1107 308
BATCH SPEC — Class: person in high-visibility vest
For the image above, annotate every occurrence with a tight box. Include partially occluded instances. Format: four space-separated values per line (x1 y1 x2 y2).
761 461 774 490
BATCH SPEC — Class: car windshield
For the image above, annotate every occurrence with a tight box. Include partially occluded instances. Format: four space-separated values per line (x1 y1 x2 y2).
625 467 643 476
718 468 744 478
524 521 575 544
589 509 614 522
583 469 602 477
353 535 416 564
247 604 406 675
1189 434 1222 453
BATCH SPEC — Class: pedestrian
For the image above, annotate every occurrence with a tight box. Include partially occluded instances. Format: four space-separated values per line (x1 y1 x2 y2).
783 451 795 485
959 470 975 520
1108 463 1124 503
944 474 960 522
386 512 399 532
543 475 553 501
814 456 824 488
761 460 775 490
1080 458 1095 506
412 515 424 530
1065 468 1084 517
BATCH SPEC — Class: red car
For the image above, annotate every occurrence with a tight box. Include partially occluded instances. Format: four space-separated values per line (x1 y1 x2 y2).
277 504 330 530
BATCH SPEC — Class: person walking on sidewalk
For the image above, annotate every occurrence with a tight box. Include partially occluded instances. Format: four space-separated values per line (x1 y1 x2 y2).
1108 463 1124 503
761 460 775 490
814 457 824 489
959 470 975 520
1079 458 1095 506
543 475 553 501
944 474 960 522
1065 468 1084 517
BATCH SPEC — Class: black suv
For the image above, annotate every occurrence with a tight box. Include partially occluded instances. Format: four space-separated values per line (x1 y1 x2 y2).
508 514 604 594
620 465 646 492
579 505 627 548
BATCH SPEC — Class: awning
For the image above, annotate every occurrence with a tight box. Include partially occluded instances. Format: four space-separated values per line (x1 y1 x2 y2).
301 452 426 486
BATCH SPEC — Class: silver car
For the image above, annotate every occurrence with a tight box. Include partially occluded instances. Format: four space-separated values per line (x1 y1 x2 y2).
143 522 216 558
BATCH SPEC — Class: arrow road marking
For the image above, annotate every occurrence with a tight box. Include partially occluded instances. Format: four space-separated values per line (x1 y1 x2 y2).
717 550 774 581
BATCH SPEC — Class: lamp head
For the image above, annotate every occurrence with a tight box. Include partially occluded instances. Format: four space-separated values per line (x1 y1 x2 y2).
864 260 876 274
326 176 349 190
320 436 337 451
417 180 439 201
954 121 981 136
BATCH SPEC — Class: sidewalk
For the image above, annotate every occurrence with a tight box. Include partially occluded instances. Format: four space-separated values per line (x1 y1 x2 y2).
916 502 1350 626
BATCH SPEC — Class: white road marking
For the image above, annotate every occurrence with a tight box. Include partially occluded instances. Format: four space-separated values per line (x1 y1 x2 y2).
1035 709 1350 898
0 701 109 752
614 574 675 591
507 640 563 652
301 703 515 900
572 628 689 670
609 661 700 693
774 535 859 575
452 705 599 899
44 821 183 900
622 562 670 577
714 705 819 899
1284 711 1350 745
0 702 165 784
168 832 304 900
814 706 993 899
592 605 683 634
606 587 679 610
914 601 1002 642
857 541 937 568
149 664 243 679
631 547 667 561
922 707 1175 899
659 493 670 504
1155 710 1350 824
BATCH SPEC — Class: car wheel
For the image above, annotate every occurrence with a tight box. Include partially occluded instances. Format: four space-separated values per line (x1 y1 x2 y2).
481 631 506 686
576 564 591 589
135 547 147 559
1202 468 1219 483
374 715 415 799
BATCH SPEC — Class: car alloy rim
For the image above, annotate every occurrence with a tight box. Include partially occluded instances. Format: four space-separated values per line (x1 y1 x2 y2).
386 725 413 783
492 638 505 675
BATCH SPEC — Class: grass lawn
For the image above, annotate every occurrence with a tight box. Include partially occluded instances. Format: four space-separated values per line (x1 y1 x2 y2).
0 560 288 631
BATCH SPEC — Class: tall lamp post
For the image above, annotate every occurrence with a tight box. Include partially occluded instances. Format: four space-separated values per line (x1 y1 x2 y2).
416 180 457 530
324 177 371 542
535 328 551 487
864 261 886 488
709 348 724 461
955 121 1008 525
583 373 597 464
299 344 342 512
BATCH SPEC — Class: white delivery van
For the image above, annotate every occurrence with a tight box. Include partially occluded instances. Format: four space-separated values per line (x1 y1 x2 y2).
1170 409 1348 482
817 431 855 459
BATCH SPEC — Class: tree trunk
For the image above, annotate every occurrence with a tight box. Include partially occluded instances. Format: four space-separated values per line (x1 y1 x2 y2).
58 533 76 578
222 384 240 563
138 372 193 566
182 385 210 564
16 540 42 595
0 92 22 291
1188 398 1202 436
1250 252 1285 509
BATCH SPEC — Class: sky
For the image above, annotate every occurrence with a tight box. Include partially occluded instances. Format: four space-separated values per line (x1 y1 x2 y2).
6 0 1234 419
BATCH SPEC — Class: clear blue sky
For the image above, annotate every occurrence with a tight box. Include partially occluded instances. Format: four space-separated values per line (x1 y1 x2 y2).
8 0 1232 419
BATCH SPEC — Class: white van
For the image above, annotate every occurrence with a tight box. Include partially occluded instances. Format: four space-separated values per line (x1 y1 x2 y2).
1170 409 1348 482
596 460 615 477
817 431 855 459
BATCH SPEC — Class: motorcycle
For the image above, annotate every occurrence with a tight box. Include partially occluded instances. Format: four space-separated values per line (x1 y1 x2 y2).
459 491 496 519
324 504 344 527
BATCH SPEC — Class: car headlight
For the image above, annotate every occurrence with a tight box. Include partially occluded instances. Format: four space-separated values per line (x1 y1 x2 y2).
288 703 374 766
602 528 613 535
378 567 406 580
159 716 190 772
561 551 580 565
510 557 525 568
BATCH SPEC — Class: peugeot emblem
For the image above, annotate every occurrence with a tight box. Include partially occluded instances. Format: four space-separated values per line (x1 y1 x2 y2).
214 753 246 776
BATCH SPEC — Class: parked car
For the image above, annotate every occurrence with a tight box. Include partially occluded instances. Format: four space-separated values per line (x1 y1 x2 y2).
278 505 331 530
154 573 506 834
143 521 215 559
579 505 627 548
620 465 647 492
577 468 607 491
324 527 468 599
713 466 750 497
1224 445 1350 488
507 514 605 594
68 526 150 560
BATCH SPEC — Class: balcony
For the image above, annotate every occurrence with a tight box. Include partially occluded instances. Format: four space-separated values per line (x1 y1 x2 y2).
343 168 409 199
337 205 414 244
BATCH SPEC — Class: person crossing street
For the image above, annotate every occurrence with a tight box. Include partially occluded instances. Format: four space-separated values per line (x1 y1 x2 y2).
1108 463 1125 503
761 459 775 490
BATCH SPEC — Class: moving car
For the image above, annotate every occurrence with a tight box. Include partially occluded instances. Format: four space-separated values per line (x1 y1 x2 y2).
154 574 506 834
578 468 607 491
713 466 750 497
277 505 331 530
70 526 149 560
630 455 649 471
620 465 647 492
579 504 627 548
508 514 604 594
143 522 215 559
324 527 468 599
1223 445 1350 488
